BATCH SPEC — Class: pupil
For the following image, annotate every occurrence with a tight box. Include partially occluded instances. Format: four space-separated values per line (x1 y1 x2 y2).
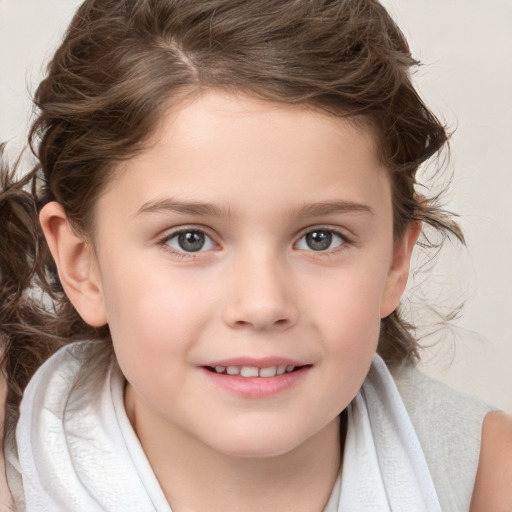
178 231 205 252
306 231 332 251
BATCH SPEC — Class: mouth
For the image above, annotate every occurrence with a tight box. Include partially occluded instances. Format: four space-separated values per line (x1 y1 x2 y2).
203 364 310 378
201 361 311 397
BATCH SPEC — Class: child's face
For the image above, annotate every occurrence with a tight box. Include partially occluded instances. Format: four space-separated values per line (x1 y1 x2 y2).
85 90 414 458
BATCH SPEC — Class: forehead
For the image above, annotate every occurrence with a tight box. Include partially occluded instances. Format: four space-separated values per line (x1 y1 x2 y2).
99 90 391 221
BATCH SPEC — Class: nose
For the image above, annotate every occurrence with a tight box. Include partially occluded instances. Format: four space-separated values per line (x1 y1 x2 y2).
222 250 298 331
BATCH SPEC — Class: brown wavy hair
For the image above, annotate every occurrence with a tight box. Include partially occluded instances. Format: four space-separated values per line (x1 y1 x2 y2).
0 0 463 428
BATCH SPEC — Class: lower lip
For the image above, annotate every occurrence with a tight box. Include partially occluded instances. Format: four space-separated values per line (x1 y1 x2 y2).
200 366 310 399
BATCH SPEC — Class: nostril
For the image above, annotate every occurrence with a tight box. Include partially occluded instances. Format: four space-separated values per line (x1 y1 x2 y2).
222 296 298 330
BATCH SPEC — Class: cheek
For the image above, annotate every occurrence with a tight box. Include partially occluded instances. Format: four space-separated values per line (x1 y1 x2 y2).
321 290 382 369
100 261 228 395
306 263 388 377
307 260 389 327
103 258 208 331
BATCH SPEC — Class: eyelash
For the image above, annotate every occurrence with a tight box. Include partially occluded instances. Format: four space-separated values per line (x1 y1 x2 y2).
158 226 352 258
158 227 218 259
294 227 351 256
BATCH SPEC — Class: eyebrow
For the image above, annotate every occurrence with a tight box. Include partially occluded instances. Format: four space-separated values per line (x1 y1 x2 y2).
294 201 375 217
134 198 374 218
134 198 232 218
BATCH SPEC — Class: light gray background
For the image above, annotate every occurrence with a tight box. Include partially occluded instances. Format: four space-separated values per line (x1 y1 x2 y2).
1 1 511 410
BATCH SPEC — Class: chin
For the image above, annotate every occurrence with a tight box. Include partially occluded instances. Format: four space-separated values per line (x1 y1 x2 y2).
204 429 308 460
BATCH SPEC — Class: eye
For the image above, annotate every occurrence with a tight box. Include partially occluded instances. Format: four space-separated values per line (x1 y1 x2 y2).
164 229 216 253
295 228 345 252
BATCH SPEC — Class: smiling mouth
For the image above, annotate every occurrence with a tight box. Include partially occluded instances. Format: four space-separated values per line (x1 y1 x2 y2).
204 365 310 378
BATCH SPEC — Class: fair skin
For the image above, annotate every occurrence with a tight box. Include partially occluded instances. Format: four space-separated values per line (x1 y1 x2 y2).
470 412 512 511
38 90 512 511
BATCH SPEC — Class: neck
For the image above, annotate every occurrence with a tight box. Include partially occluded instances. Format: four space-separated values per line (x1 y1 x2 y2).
126 387 345 512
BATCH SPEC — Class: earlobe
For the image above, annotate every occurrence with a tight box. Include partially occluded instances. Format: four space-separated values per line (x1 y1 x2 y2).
380 221 422 318
39 202 108 327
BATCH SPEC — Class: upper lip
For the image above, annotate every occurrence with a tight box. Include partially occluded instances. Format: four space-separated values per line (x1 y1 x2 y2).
201 357 309 368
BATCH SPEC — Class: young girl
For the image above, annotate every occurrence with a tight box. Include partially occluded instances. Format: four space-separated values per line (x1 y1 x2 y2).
1 0 511 510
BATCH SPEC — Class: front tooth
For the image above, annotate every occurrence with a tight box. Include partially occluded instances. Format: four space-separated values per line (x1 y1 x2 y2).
215 366 226 374
286 365 295 373
276 365 287 375
227 366 240 375
259 366 277 378
240 366 259 377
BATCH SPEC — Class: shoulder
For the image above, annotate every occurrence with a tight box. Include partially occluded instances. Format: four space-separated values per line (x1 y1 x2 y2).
391 364 496 511
4 436 24 512
470 412 512 511
391 363 495 440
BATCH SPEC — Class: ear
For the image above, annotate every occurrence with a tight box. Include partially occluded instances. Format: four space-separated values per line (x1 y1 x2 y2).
39 202 107 327
380 221 422 318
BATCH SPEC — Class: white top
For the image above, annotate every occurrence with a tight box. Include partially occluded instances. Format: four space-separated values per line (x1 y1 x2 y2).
6 342 493 511
391 365 495 511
